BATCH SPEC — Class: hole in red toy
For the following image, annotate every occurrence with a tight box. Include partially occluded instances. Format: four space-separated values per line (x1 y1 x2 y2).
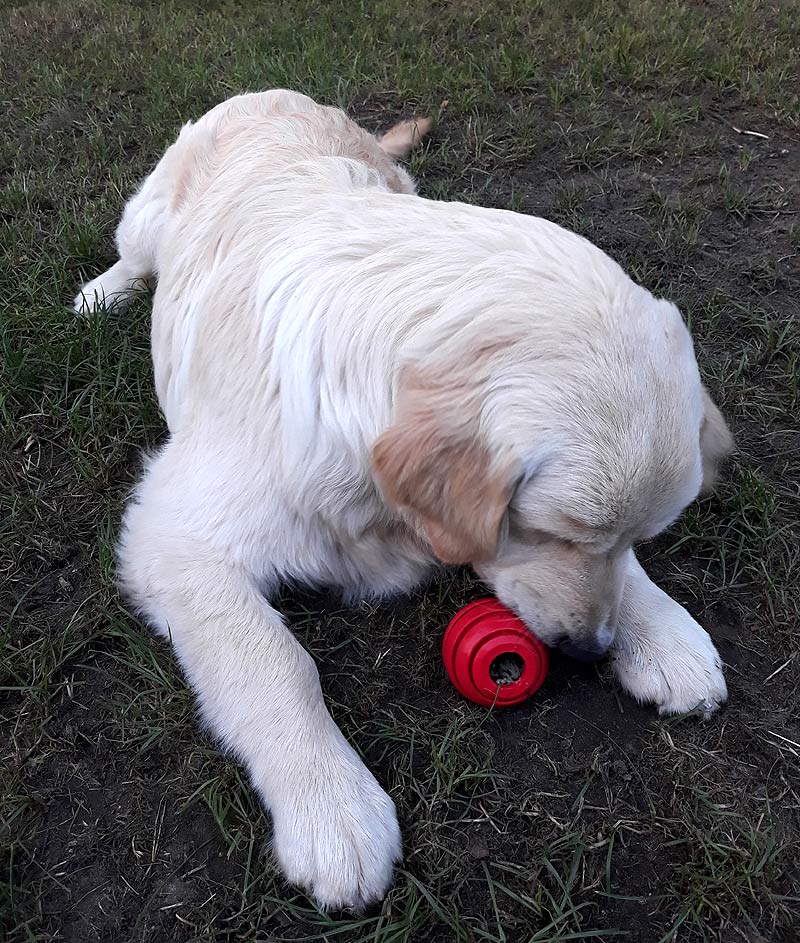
489 652 524 685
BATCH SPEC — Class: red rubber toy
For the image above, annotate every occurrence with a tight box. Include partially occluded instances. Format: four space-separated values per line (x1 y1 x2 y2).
442 598 549 707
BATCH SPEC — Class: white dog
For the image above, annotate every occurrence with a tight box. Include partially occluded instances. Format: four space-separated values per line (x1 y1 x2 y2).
75 90 733 910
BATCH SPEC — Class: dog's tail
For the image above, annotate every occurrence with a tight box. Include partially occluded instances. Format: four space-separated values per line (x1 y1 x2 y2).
377 117 432 160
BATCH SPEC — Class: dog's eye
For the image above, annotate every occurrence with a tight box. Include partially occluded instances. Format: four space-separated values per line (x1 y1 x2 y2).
505 515 549 546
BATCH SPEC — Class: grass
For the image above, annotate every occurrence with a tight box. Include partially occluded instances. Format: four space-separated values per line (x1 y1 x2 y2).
1 0 799 941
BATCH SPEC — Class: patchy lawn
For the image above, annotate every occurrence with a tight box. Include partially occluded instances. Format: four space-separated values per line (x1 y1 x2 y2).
1 1 799 941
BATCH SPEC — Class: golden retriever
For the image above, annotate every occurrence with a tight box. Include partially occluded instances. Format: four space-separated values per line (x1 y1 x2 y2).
75 90 733 910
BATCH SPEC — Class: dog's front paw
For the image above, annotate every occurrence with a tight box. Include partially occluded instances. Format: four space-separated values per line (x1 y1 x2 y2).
269 752 401 911
611 604 727 718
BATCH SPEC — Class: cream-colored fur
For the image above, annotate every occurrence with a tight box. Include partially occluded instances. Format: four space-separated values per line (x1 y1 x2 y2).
75 90 732 910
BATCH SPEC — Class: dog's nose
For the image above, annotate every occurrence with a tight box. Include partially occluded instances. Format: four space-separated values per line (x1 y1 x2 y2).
555 623 614 662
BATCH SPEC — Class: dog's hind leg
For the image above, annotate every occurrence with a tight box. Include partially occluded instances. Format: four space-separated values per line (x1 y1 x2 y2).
118 445 402 910
74 181 164 313
73 258 146 314
73 131 187 314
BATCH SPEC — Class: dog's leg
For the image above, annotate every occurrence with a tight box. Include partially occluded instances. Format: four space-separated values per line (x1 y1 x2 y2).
74 258 147 314
73 144 177 314
118 458 402 910
610 552 727 717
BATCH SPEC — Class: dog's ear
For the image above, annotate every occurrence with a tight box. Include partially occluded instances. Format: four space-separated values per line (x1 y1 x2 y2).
377 117 432 160
372 405 516 563
699 386 734 493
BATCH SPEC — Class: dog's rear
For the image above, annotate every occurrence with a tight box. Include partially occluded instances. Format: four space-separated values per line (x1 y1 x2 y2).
74 91 428 315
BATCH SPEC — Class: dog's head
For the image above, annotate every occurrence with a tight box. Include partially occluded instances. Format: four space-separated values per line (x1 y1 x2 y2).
372 277 733 660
